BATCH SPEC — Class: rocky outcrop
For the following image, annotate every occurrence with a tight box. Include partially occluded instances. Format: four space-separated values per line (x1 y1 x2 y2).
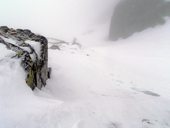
0 26 51 90
109 0 170 41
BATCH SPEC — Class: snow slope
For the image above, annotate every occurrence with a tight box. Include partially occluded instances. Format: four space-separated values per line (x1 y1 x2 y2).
1 0 170 128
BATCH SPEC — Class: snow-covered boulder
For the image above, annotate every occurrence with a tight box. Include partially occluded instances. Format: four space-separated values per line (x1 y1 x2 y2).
0 26 51 90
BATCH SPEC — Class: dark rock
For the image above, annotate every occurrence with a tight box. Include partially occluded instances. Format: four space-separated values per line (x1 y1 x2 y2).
109 0 170 41
49 45 60 50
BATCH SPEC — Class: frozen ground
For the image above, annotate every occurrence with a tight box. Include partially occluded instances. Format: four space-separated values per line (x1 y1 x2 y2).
0 0 170 128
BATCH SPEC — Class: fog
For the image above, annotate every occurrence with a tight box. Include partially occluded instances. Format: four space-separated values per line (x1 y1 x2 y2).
0 0 116 39
1 0 170 41
109 0 170 41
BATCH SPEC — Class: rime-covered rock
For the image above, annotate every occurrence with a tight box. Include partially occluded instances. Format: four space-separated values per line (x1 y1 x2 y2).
0 26 51 90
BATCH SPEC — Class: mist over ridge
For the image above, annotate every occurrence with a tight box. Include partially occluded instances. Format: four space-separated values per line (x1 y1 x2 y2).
109 0 170 41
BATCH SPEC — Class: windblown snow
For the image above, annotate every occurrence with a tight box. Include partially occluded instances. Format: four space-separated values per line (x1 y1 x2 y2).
0 0 170 128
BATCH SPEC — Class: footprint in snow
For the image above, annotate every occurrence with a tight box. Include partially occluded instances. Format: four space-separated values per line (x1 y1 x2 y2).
142 119 154 128
131 88 160 97
107 122 121 128
141 91 160 97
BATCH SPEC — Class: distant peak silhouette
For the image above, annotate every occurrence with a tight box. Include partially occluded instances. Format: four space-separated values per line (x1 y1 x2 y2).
109 0 170 41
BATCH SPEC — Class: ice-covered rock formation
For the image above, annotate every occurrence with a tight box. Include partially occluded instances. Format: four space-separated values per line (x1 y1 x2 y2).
0 26 51 90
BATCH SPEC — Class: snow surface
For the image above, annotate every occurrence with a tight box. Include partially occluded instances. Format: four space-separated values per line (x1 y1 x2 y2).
1 0 170 128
